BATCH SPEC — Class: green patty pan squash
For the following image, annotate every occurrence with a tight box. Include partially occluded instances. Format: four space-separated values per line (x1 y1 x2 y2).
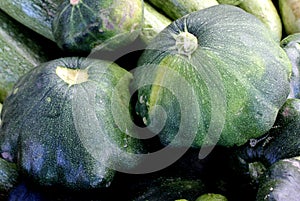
133 5 291 148
0 57 142 190
52 0 143 53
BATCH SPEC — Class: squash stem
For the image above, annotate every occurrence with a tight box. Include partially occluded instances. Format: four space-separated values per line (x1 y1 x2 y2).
173 28 198 59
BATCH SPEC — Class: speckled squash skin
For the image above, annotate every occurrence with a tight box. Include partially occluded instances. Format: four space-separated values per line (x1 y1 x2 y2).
133 5 291 148
52 0 143 53
0 57 142 190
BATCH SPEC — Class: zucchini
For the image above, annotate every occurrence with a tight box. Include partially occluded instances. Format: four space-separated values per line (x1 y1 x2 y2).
238 0 283 42
147 0 219 20
0 10 51 102
256 157 300 201
279 0 300 35
0 0 62 41
141 2 172 45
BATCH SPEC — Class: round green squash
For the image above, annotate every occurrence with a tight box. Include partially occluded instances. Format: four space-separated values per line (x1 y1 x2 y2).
52 0 143 53
0 57 142 190
133 5 291 148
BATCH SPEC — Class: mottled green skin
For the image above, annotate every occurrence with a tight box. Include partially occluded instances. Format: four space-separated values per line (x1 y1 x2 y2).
148 0 219 20
52 0 143 53
0 0 62 41
0 11 48 103
256 157 300 201
0 57 142 190
134 5 291 147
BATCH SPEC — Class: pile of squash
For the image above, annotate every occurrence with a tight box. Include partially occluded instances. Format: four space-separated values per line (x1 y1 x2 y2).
1 0 300 200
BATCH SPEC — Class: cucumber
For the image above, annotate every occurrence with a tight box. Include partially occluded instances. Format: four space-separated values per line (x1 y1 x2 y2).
238 0 283 42
0 10 59 102
147 0 219 20
0 0 62 41
141 2 172 45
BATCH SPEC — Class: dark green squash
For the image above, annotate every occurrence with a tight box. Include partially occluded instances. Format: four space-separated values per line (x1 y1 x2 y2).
133 5 291 148
256 156 300 201
0 57 142 190
0 0 62 41
52 0 143 53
